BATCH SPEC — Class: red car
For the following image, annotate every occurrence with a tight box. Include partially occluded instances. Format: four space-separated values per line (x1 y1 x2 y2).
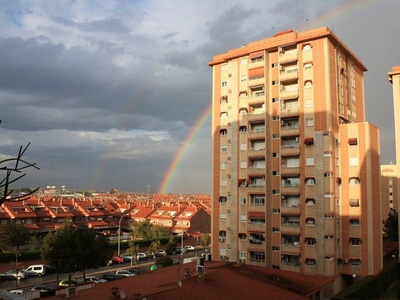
111 256 124 264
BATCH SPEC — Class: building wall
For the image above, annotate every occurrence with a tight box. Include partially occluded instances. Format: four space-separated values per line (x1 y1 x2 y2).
209 27 382 281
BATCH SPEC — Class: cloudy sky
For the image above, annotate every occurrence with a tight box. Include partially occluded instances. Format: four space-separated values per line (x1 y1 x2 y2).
0 0 398 194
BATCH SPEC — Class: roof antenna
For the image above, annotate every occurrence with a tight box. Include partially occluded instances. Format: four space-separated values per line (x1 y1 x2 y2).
306 18 309 30
272 26 275 36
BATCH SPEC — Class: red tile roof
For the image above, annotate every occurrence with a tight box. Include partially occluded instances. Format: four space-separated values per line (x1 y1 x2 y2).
47 261 333 300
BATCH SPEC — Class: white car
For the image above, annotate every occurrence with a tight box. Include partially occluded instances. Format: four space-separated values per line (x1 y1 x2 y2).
184 245 195 252
136 252 147 260
115 270 136 277
9 289 24 295
1 270 27 280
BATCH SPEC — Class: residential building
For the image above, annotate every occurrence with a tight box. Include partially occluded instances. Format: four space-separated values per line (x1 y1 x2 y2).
208 27 382 295
388 65 400 248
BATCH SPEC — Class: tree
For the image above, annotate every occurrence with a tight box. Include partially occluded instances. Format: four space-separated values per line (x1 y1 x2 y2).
0 223 31 268
165 235 178 255
200 233 211 248
130 220 168 240
383 209 398 241
0 138 40 205
41 219 113 284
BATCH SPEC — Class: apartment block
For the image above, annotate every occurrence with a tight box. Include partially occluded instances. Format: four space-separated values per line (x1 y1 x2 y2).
208 27 382 293
388 66 400 247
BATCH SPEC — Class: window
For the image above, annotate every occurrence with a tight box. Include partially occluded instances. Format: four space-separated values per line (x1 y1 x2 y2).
350 218 360 225
350 259 361 266
220 112 228 119
350 158 358 166
349 198 360 207
240 143 247 151
304 80 313 88
221 162 227 170
221 146 227 153
306 218 315 225
222 81 227 87
273 171 280 176
241 75 247 81
272 246 279 251
305 99 313 107
349 177 360 185
306 157 314 166
240 161 247 169
271 63 278 68
305 178 315 185
302 43 312 51
273 152 280 157
305 118 314 126
251 196 266 207
222 64 228 71
220 129 227 136
348 138 358 145
304 63 313 69
272 227 280 232
273 208 280 213
220 179 227 187
304 137 314 145
272 190 280 194
219 197 227 204
240 197 246 205
272 115 279 120
350 238 361 246
241 58 247 65
272 134 279 139
239 125 247 133
272 97 280 103
305 258 316 266
306 198 315 206
220 213 227 221
272 80 279 85
238 233 247 240
240 215 247 223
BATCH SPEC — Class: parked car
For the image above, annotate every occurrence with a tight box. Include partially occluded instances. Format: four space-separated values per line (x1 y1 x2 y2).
45 266 56 274
136 252 147 260
59 279 78 287
31 285 55 292
9 289 24 295
25 264 46 276
99 273 126 281
115 270 136 277
155 249 167 257
184 245 195 252
144 251 154 259
120 253 133 262
175 247 187 254
84 275 107 283
1 270 27 280
31 284 56 297
111 256 124 264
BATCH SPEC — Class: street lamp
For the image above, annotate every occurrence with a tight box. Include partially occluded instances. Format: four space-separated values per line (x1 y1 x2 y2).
352 273 356 284
118 212 129 257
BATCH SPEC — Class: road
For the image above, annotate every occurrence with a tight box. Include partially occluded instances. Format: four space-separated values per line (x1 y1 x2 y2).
0 249 205 293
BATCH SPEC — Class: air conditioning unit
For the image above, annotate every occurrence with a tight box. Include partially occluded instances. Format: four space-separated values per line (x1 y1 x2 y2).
342 258 348 264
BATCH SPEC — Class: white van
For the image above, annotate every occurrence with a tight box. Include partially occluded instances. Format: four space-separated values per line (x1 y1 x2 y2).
25 265 46 276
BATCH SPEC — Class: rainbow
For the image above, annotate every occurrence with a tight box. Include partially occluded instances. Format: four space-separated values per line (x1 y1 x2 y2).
158 104 212 194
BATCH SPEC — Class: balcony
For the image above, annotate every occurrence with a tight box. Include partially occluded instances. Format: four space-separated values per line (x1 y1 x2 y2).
248 77 265 88
280 144 300 156
247 166 265 176
280 89 299 101
281 222 301 234
247 111 265 122
281 243 301 254
280 69 299 82
248 127 265 138
279 51 298 64
281 182 300 194
281 204 301 214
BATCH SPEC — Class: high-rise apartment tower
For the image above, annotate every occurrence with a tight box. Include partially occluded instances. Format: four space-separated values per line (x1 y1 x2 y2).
208 27 382 292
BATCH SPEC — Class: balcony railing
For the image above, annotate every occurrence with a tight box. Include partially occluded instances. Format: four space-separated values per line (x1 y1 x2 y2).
282 221 300 227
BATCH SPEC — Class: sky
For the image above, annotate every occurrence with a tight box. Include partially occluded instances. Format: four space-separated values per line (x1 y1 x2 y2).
0 0 399 194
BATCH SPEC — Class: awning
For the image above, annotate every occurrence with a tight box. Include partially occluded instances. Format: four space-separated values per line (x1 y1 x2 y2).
248 68 264 79
348 138 358 145
248 212 265 218
304 137 314 145
249 51 264 58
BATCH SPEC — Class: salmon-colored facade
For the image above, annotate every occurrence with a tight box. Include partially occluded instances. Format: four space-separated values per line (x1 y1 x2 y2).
388 66 400 252
208 27 382 296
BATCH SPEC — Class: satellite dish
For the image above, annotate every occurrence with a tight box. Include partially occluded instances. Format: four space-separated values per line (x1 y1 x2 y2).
178 279 182 287
120 290 126 299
